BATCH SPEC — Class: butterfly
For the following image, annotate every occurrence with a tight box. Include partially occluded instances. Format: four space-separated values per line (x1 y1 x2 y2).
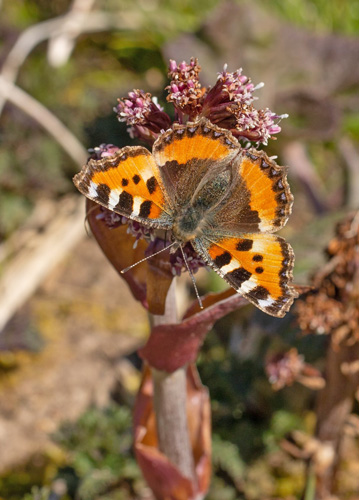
73 118 297 317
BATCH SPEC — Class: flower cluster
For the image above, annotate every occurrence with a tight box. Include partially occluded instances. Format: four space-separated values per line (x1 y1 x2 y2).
201 66 286 145
166 58 204 119
169 242 205 277
115 89 171 143
114 58 285 146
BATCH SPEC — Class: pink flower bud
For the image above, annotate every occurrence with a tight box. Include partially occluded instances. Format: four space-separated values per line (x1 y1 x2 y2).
169 59 177 72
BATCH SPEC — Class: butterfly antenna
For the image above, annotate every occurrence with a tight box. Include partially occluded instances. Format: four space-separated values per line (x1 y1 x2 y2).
180 245 203 309
120 241 177 274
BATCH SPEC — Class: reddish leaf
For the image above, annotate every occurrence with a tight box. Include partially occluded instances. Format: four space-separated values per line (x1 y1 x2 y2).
86 199 173 314
134 365 211 500
139 292 247 372
86 199 147 304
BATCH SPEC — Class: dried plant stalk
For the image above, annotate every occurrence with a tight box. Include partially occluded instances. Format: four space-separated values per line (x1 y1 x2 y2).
314 342 359 498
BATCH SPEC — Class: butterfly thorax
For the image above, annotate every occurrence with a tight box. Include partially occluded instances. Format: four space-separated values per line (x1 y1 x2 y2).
172 205 208 243
172 169 232 243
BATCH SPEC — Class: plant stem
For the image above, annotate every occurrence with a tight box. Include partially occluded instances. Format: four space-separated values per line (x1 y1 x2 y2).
151 279 197 484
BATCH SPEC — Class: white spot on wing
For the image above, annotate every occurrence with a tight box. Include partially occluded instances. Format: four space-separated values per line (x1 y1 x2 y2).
141 167 155 182
240 278 258 293
257 297 275 309
258 221 272 232
132 196 143 216
88 181 98 198
221 261 240 274
108 189 121 207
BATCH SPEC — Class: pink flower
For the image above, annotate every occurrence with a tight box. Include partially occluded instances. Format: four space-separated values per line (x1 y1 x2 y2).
115 89 171 143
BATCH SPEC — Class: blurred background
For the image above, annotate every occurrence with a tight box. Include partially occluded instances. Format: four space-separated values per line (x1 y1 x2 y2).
0 1 359 499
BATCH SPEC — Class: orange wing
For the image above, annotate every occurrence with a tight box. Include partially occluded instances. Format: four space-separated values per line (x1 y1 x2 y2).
194 233 297 317
209 149 293 236
152 119 239 207
73 146 172 228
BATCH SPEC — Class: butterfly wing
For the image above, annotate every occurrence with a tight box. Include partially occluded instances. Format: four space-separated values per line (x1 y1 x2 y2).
207 149 293 235
73 146 172 228
152 119 239 209
194 233 297 318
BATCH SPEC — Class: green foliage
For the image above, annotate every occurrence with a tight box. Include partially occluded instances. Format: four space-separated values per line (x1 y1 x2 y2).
197 321 318 498
21 486 51 500
343 113 359 140
262 0 359 34
52 404 143 500
210 434 245 496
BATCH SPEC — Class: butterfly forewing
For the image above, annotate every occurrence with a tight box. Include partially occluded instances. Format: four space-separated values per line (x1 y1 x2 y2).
238 150 293 232
208 149 293 236
152 119 239 208
73 146 172 228
194 233 297 317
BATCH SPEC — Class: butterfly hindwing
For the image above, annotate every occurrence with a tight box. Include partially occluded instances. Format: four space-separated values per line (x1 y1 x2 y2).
194 233 297 317
73 146 172 228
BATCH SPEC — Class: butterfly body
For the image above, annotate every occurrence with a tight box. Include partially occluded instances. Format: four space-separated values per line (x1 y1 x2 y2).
171 171 231 242
74 118 297 317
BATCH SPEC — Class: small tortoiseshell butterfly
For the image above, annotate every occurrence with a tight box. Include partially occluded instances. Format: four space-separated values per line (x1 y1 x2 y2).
74 118 297 317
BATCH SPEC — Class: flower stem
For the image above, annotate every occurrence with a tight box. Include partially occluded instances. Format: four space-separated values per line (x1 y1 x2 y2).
151 279 197 484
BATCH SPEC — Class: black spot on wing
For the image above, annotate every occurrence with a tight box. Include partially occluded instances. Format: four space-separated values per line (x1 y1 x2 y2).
116 191 133 213
236 239 253 251
122 178 129 186
226 267 252 286
214 251 231 268
146 176 157 194
250 286 269 300
133 174 141 184
252 254 263 262
96 183 111 205
139 200 152 218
